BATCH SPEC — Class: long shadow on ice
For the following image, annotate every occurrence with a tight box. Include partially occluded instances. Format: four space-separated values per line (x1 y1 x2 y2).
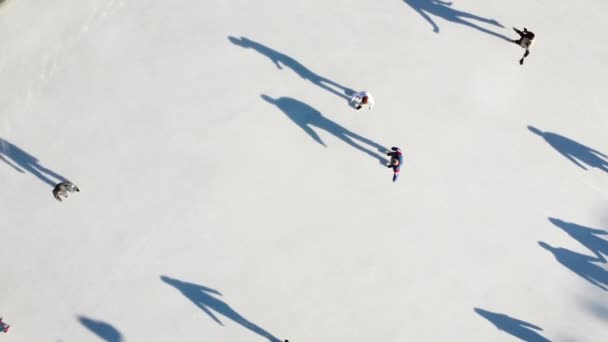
228 36 355 101
0 137 67 187
549 217 608 262
474 308 551 342
78 316 123 342
161 275 282 342
538 241 608 291
261 95 388 165
402 0 510 41
528 126 608 173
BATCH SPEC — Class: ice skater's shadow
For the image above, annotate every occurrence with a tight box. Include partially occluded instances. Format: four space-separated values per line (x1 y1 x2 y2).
261 95 389 165
0 138 67 187
474 308 551 342
539 241 608 291
549 217 608 263
402 0 510 41
78 316 123 342
528 126 608 173
228 36 355 101
161 276 282 342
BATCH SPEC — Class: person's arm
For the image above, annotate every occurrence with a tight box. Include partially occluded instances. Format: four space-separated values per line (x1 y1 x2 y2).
513 27 523 36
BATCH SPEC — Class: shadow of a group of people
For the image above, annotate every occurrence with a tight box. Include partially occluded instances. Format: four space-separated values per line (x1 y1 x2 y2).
475 129 608 341
229 35 389 166
220 4 608 341
477 219 608 341
529 125 608 289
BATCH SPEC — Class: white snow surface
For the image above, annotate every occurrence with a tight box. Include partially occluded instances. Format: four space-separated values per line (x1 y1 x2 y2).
1 0 607 341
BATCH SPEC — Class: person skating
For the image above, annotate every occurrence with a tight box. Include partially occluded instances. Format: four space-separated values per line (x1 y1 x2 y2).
52 181 80 202
0 317 10 333
350 91 374 110
512 27 535 65
386 147 403 182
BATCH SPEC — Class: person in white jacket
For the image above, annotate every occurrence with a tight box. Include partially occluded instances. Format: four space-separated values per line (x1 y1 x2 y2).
350 91 374 110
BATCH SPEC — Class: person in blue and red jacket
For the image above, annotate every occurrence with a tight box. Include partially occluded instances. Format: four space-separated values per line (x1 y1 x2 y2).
386 147 403 182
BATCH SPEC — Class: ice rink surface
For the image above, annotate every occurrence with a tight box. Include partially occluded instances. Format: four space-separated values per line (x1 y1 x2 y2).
1 0 607 341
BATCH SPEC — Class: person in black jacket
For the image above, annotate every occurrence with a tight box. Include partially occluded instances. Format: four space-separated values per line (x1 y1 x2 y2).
512 27 535 65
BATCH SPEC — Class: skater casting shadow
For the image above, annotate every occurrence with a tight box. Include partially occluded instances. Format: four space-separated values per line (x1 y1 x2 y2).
538 241 608 291
78 316 123 342
474 308 551 342
528 126 608 173
261 95 388 165
549 217 608 262
402 0 510 41
160 275 282 342
228 36 355 101
0 138 67 187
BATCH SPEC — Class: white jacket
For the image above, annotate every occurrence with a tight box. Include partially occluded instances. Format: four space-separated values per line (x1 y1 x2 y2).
350 91 374 110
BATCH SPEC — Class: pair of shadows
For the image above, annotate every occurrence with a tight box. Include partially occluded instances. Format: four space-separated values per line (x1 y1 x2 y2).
228 36 355 102
228 37 387 164
261 95 389 166
528 126 608 173
539 218 608 291
475 308 551 342
0 138 67 187
403 0 511 41
474 218 608 340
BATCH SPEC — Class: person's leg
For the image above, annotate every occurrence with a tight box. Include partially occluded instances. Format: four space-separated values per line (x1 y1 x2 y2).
519 49 529 65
